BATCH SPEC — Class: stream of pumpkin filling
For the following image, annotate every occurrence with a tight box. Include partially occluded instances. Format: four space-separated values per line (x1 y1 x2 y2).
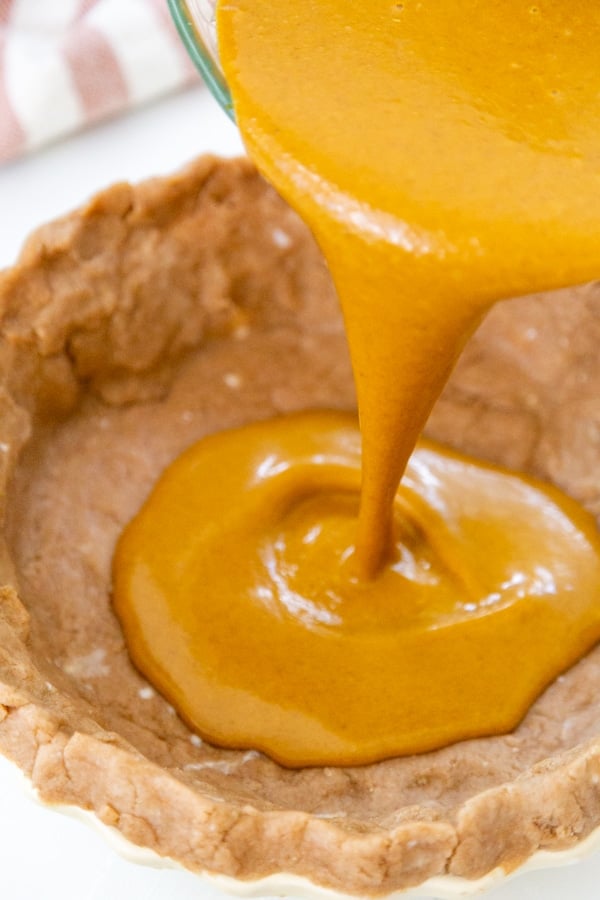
113 1 600 766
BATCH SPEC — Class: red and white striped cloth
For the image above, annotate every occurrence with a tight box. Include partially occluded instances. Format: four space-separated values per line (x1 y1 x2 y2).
0 0 199 164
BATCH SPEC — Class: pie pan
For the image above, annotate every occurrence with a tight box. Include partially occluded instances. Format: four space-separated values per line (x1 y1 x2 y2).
2 156 600 897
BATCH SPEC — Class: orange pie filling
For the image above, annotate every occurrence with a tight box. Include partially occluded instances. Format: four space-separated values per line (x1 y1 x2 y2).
114 411 600 766
114 2 600 765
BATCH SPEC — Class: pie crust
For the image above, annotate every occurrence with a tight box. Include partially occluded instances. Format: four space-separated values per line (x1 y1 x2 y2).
2 156 600 896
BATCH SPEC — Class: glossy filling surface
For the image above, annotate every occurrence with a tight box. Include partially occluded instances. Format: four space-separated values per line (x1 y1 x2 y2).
114 411 600 766
113 2 600 764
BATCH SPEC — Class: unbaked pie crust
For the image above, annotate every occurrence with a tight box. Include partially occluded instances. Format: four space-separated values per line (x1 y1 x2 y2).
2 157 600 896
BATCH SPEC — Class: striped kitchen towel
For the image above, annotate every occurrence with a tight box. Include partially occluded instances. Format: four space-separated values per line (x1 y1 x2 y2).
0 0 198 164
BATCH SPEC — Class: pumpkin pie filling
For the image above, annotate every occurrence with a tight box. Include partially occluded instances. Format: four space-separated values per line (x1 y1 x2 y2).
114 410 600 767
110 0 600 766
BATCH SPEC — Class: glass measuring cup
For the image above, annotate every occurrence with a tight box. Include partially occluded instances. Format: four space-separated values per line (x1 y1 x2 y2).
168 0 234 119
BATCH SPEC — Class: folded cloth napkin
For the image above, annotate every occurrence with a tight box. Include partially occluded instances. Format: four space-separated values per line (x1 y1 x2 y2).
0 0 198 163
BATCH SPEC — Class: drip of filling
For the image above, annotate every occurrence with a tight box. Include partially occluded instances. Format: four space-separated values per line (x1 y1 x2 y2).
113 1 600 764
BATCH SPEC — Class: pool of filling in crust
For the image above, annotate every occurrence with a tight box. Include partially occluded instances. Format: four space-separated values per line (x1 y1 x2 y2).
2 158 600 892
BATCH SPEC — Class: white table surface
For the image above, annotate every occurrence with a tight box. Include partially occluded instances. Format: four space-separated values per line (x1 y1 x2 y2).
1 84 600 900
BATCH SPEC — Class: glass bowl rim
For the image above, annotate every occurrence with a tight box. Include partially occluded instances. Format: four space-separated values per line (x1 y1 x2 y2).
167 0 235 120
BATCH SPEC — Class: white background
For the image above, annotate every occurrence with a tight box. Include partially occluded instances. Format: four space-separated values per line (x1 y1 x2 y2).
1 84 600 900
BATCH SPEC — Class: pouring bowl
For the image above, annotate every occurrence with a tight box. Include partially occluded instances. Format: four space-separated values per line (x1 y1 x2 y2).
168 0 234 119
